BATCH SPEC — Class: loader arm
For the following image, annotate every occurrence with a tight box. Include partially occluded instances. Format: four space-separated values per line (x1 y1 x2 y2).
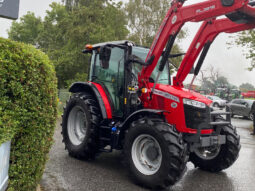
140 0 255 87
173 18 255 87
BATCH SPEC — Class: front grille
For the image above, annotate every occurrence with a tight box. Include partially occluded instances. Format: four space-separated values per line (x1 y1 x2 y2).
156 96 165 109
184 105 211 130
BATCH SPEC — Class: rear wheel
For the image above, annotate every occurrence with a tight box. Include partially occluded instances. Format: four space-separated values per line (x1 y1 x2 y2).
62 93 101 160
189 118 240 172
123 117 187 189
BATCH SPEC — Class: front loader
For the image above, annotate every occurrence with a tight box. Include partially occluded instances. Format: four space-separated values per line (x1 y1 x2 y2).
61 0 255 189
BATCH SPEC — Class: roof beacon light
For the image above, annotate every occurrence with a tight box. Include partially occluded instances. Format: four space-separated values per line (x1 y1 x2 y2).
85 44 93 50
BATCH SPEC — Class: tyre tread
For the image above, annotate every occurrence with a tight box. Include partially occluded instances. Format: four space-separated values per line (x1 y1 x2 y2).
190 118 240 172
62 92 101 160
123 117 187 189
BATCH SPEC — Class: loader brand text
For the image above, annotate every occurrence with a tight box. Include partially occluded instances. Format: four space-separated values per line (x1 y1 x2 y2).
154 89 180 103
196 5 216 14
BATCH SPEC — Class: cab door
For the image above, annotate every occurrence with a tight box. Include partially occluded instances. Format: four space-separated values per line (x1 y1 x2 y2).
92 47 125 117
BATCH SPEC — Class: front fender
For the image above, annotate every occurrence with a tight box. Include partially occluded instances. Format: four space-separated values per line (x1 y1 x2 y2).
119 109 166 129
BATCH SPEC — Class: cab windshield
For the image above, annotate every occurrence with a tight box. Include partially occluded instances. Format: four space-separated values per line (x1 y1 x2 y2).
132 46 170 85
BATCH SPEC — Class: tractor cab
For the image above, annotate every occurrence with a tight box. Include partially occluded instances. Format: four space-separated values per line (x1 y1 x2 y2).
84 41 170 117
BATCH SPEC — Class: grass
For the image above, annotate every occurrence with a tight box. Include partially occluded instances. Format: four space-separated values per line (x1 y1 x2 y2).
245 98 255 100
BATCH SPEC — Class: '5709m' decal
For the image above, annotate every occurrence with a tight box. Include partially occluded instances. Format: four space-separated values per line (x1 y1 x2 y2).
154 89 180 103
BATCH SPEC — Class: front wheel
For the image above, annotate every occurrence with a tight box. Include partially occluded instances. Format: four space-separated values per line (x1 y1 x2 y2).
249 113 254 121
213 103 220 108
123 117 188 189
189 119 240 172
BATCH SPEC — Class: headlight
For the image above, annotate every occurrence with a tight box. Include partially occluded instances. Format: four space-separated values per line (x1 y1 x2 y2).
183 98 206 109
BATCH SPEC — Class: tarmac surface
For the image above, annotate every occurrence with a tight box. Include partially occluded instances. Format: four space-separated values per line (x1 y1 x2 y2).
41 117 255 191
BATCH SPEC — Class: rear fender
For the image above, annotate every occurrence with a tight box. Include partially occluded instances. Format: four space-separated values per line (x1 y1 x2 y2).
69 82 112 119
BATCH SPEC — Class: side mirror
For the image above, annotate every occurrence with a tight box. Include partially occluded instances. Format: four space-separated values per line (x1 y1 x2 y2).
99 46 111 69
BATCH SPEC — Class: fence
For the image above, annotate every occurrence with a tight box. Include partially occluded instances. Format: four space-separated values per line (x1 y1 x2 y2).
58 89 70 104
58 89 71 114
0 141 11 191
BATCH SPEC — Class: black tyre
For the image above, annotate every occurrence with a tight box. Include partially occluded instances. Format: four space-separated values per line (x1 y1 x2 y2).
189 118 240 172
249 113 254 121
213 103 220 108
123 117 188 189
62 92 101 160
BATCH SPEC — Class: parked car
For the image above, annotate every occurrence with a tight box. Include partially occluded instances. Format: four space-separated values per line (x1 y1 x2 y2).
205 95 227 108
227 99 254 120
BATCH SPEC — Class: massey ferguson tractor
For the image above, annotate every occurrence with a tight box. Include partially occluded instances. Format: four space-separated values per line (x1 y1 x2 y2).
62 0 255 189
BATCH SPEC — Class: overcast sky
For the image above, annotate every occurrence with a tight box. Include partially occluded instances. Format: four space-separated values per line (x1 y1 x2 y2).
0 0 61 37
0 0 254 87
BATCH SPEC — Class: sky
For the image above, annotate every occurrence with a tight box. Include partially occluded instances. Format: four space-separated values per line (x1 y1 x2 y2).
0 0 254 87
0 0 61 37
178 1 255 87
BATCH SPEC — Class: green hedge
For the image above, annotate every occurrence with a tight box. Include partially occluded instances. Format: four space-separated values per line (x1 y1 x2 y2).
0 38 57 191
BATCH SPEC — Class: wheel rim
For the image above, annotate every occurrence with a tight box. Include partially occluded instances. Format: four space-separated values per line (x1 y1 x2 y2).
67 106 87 146
194 145 221 160
131 134 162 175
250 113 254 121
214 103 219 107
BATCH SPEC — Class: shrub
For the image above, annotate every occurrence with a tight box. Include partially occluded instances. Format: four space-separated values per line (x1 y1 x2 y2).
0 38 57 191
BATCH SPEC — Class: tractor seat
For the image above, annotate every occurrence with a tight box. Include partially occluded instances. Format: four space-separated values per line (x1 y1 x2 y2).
226 1 255 24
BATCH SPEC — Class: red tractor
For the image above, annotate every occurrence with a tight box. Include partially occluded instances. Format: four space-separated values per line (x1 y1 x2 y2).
242 91 255 98
62 0 255 189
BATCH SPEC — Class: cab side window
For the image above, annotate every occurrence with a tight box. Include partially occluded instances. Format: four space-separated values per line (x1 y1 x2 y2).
94 47 125 117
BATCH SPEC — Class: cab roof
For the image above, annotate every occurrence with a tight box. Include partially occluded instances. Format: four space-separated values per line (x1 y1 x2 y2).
83 40 135 53
92 40 134 49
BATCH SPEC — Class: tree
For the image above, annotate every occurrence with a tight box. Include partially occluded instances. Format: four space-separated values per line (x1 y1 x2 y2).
125 0 186 68
8 1 128 88
38 3 76 88
239 83 255 92
234 29 255 70
199 65 235 93
54 0 128 87
62 0 79 10
62 0 107 10
200 79 215 93
8 12 43 46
